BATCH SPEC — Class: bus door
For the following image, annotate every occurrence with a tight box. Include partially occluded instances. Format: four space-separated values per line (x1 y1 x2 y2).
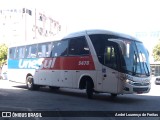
101 42 120 93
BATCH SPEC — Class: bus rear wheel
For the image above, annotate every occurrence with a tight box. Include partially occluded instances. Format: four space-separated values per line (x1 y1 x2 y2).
26 76 39 90
111 93 117 97
86 80 93 99
49 86 60 91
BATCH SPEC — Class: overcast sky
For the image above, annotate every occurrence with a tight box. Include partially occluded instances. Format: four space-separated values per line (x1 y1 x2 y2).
1 0 160 34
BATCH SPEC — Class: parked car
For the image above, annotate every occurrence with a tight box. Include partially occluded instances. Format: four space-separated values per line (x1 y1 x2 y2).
155 77 160 85
0 64 8 80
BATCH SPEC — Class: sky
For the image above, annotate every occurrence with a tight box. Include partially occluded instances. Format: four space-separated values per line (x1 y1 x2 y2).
1 0 160 34
1 0 160 60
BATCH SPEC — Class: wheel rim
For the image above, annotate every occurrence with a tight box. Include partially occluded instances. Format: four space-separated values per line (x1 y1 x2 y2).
27 81 31 88
27 77 32 88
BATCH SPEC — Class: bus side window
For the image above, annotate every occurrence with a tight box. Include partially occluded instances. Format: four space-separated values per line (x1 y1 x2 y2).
25 44 37 58
104 46 117 69
47 43 52 57
38 42 52 58
16 46 25 59
25 46 30 58
51 40 68 57
9 47 16 59
68 36 89 56
30 45 37 58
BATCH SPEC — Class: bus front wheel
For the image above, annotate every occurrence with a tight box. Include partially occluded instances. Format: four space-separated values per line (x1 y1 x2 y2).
86 80 93 99
26 76 39 90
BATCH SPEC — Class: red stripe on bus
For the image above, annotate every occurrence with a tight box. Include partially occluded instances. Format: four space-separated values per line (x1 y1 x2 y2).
40 55 95 70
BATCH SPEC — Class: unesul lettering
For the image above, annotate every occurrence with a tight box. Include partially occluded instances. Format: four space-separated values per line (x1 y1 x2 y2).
39 58 56 69
18 58 56 69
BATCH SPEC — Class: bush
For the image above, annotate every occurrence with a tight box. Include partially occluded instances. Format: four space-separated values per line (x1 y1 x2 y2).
0 44 8 66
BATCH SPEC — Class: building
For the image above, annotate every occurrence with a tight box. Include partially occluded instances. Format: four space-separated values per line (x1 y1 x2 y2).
0 8 63 45
150 62 160 76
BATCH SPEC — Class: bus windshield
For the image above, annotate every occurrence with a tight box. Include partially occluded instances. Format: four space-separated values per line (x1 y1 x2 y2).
114 39 150 77
89 34 150 77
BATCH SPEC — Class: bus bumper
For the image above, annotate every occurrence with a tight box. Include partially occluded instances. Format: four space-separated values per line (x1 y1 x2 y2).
123 82 151 94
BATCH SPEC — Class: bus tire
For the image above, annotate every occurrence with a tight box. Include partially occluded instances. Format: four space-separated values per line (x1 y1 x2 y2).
86 80 93 99
111 93 117 97
49 86 60 91
26 76 39 90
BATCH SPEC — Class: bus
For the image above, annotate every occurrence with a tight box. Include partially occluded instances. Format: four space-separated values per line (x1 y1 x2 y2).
8 29 151 99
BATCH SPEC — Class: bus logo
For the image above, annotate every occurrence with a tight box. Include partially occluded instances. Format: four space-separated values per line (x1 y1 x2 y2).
18 58 56 69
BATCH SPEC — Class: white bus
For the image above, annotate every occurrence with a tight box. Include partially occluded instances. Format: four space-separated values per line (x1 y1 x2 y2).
8 29 151 98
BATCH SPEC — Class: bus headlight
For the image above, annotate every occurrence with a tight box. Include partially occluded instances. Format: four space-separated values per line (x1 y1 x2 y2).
126 79 134 85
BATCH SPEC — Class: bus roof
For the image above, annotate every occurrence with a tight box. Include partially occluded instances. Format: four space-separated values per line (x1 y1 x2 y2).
63 29 140 42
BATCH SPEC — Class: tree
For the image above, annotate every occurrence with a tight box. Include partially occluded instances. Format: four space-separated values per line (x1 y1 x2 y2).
153 40 160 61
0 44 8 66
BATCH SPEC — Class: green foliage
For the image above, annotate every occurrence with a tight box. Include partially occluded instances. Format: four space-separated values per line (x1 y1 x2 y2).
0 44 8 66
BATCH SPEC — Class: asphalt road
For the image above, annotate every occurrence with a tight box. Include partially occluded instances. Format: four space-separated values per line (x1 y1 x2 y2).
0 78 159 120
